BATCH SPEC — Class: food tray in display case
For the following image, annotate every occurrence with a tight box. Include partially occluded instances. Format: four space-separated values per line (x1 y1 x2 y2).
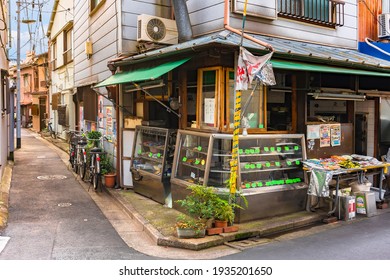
171 130 308 222
130 126 176 206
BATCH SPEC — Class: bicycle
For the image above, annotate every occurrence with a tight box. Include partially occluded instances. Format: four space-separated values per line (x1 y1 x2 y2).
85 136 107 191
46 119 56 139
75 134 88 180
67 130 84 174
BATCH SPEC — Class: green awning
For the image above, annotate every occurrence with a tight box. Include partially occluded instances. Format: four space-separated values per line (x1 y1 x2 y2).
94 58 191 88
271 59 390 77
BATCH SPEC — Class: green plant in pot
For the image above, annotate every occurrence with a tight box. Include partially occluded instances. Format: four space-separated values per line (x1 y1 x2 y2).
86 130 102 148
100 154 116 188
175 214 206 238
175 184 218 229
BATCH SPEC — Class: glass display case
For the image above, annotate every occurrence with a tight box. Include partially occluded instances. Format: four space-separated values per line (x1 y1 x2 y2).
171 130 308 222
130 126 176 206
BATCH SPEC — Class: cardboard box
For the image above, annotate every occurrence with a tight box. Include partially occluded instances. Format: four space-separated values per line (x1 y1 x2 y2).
355 191 377 217
124 117 142 129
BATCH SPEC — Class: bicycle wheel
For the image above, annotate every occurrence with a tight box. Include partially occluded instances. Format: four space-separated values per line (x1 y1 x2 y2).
79 162 87 180
93 173 100 191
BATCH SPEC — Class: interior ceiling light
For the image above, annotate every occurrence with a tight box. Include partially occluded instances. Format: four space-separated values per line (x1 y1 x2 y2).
313 92 366 101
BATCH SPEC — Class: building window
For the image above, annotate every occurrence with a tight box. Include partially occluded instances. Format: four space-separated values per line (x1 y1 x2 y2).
23 74 30 92
90 0 105 13
63 28 73 64
51 40 57 69
34 68 39 91
277 0 345 27
1 70 9 114
197 67 223 130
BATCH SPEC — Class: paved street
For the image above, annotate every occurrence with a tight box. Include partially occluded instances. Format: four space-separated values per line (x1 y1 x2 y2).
0 129 153 260
219 211 390 260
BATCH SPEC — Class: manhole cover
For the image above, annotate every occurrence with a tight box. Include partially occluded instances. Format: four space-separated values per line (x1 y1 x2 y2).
227 237 272 250
37 175 67 180
57 203 72 207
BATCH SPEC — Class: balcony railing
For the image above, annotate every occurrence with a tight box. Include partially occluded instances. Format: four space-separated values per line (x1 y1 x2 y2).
277 0 345 27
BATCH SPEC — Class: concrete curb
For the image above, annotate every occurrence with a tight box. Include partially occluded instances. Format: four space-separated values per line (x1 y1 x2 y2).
0 162 14 232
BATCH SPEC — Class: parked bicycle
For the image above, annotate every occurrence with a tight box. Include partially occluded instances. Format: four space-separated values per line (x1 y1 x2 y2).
67 130 86 176
47 119 56 139
85 135 107 191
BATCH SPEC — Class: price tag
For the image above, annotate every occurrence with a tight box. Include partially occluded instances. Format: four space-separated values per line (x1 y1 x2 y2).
190 172 196 179
270 147 275 152
157 153 161 158
264 147 269 152
182 157 187 162
294 146 299 151
256 163 262 169
254 148 260 154
275 161 281 167
265 162 271 168
148 152 153 157
277 147 282 152
257 181 263 187
194 159 200 165
251 183 257 188
201 159 206 165
197 146 202 151
287 161 292 166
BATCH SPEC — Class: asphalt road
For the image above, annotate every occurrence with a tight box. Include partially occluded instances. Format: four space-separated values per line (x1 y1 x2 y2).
219 210 390 260
0 129 154 260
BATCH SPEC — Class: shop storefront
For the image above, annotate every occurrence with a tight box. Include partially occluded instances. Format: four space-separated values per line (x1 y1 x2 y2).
96 31 390 223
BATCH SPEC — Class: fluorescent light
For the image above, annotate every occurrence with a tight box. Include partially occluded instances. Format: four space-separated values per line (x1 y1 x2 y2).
313 92 366 101
124 79 165 92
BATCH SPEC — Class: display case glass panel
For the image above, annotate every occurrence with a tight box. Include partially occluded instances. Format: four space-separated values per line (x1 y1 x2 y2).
172 131 306 191
131 126 176 180
172 130 211 185
237 135 305 190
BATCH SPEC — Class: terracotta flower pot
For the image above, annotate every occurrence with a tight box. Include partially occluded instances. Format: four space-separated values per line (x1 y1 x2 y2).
104 173 116 188
214 220 228 228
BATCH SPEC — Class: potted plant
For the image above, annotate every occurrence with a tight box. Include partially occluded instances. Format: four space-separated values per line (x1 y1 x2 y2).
100 154 116 188
175 184 220 227
175 214 206 238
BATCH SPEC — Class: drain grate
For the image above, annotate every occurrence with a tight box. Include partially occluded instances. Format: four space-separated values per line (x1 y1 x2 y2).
57 202 72 207
37 175 67 180
226 237 272 250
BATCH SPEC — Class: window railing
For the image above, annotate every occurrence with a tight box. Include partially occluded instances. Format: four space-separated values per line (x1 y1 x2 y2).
277 0 345 27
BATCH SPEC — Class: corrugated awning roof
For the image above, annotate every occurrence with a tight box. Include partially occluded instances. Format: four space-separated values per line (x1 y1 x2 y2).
113 30 390 74
94 58 191 88
272 59 390 77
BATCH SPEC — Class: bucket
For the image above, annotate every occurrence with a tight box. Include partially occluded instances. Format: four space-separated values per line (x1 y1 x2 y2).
370 187 386 201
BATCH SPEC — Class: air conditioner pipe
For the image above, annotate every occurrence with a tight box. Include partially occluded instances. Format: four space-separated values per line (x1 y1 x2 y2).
223 0 274 51
171 0 193 43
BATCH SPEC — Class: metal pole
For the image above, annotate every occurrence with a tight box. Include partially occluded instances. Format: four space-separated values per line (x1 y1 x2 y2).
9 89 15 161
16 1 21 148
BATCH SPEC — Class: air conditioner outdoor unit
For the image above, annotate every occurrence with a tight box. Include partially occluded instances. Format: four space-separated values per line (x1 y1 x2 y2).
378 13 390 39
137 14 178 45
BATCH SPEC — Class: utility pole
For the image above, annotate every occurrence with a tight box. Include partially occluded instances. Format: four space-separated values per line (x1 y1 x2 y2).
16 1 21 148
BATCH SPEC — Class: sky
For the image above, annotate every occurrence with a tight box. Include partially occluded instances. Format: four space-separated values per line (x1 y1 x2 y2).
8 0 54 63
